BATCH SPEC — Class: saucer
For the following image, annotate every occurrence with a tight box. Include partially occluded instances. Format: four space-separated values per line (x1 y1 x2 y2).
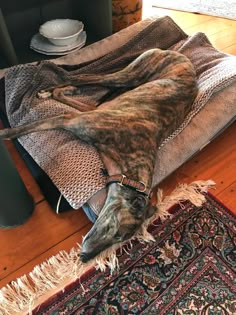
30 31 86 55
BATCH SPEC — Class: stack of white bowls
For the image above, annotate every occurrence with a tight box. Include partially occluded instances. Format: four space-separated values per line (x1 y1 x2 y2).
30 19 86 56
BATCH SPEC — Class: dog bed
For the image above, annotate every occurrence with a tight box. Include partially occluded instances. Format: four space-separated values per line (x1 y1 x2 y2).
0 16 235 222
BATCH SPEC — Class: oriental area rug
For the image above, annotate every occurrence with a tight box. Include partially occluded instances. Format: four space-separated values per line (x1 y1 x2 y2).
32 193 236 315
152 0 236 20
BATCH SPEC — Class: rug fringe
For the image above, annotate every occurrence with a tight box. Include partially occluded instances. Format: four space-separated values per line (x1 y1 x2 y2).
138 179 215 242
156 179 216 212
0 180 215 315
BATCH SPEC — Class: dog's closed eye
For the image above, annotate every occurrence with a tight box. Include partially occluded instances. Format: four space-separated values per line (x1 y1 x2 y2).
114 231 123 242
131 195 148 209
115 224 139 241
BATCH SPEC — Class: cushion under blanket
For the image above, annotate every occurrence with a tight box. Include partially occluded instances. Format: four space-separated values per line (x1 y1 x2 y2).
0 16 236 221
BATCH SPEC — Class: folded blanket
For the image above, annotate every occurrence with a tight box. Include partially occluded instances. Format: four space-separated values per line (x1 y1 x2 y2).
1 16 236 214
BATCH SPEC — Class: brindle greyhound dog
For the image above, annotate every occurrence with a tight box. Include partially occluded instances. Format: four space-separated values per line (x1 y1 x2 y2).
0 49 198 263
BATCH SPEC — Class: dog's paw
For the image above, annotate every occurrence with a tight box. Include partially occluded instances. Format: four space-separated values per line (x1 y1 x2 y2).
37 90 52 99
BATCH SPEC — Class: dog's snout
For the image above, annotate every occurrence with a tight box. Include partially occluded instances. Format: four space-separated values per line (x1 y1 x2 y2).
80 252 90 263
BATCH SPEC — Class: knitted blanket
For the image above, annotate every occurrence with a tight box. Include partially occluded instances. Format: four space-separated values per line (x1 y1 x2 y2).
2 16 236 211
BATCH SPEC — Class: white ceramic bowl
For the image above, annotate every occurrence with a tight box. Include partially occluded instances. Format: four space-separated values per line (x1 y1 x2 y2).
39 19 83 46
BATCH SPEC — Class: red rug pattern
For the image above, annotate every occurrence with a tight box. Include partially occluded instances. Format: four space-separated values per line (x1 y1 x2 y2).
34 193 236 315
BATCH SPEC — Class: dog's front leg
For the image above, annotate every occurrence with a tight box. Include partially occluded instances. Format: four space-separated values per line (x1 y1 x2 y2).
52 86 97 112
38 86 97 112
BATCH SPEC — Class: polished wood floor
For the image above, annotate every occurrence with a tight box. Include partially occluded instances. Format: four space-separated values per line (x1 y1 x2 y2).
0 7 236 289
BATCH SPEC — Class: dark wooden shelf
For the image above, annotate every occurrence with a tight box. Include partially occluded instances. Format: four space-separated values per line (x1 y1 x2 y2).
0 0 112 68
0 32 101 69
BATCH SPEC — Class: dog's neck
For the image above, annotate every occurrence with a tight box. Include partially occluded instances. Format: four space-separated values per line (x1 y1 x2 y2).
100 152 154 189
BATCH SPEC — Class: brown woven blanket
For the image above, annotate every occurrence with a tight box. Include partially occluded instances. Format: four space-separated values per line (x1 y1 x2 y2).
2 16 236 210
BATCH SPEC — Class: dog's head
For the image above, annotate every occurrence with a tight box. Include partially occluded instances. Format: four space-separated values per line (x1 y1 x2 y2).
80 183 156 262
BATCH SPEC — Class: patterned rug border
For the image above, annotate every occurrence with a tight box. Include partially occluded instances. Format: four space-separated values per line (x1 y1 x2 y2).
32 191 236 314
146 249 229 312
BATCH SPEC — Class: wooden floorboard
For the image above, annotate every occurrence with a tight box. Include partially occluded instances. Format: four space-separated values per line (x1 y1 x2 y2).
0 7 236 289
217 180 236 210
158 123 236 195
0 225 92 288
224 44 236 54
0 200 91 281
